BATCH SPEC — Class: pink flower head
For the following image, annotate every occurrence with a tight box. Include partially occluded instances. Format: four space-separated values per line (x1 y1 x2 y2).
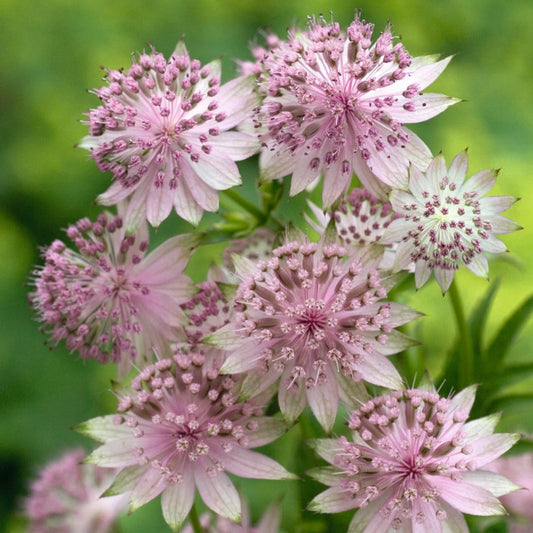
381 151 521 292
78 353 293 531
308 386 520 533
29 212 197 377
218 237 420 432
24 448 128 533
487 453 533 532
306 188 399 269
257 12 458 204
182 495 280 533
79 41 260 227
181 281 233 346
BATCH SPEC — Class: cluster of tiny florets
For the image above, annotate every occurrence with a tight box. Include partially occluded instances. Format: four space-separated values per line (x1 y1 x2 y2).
80 43 258 226
256 12 456 203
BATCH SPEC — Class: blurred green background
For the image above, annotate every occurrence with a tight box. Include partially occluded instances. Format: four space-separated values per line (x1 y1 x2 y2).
1 0 532 531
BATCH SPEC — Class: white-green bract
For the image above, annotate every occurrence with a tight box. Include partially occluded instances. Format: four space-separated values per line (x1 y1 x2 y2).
381 151 520 292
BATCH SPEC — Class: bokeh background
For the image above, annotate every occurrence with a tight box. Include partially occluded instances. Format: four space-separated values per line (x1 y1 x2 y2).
1 0 532 531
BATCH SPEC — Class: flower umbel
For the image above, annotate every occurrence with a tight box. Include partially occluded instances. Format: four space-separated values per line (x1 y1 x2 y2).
219 237 419 431
80 42 259 227
257 12 458 204
381 151 521 292
24 448 128 533
29 213 197 376
309 386 520 532
78 352 293 531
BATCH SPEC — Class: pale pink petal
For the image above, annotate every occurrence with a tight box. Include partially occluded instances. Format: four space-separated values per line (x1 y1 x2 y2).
129 466 169 511
208 131 260 160
430 476 506 516
434 267 455 293
388 93 461 123
308 486 358 513
448 384 477 416
160 468 195 530
259 145 295 182
244 417 289 448
173 180 204 225
448 150 469 185
479 196 518 215
85 440 138 468
192 151 242 190
461 470 521 497
145 181 175 228
468 433 521 468
461 169 498 195
486 215 522 234
465 253 489 278
194 469 241 521
463 413 501 441
415 260 433 288
355 350 403 389
219 446 295 480
440 501 469 533
306 364 339 433
75 416 132 443
278 367 308 424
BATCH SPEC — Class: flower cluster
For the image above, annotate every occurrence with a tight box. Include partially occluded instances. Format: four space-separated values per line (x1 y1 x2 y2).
30 212 197 376
256 13 458 203
24 8 525 533
219 236 419 431
77 352 293 530
80 42 259 227
24 448 128 533
309 386 520 532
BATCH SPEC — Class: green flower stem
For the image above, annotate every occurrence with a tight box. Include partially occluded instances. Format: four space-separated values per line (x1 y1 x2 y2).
222 189 265 221
448 280 473 388
189 503 204 533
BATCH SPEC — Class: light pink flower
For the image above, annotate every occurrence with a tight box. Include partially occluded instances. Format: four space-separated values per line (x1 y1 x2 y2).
306 187 399 269
308 386 520 533
216 237 420 432
257 12 458 204
487 453 533 532
181 280 233 346
79 42 259 227
24 448 128 533
29 212 197 377
78 352 294 531
380 151 521 292
182 495 280 533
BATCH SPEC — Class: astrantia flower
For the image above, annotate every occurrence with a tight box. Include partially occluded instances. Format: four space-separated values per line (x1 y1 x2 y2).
183 496 280 533
181 280 233 346
487 453 532 532
30 213 197 376
257 12 458 204
218 237 420 432
308 386 520 533
380 151 521 292
306 188 399 268
78 353 293 531
79 42 259 227
24 448 128 533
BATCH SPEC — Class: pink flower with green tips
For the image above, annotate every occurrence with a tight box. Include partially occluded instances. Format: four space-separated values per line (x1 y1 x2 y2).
24 448 128 533
257 12 458 204
380 150 521 292
29 212 197 377
308 385 520 532
79 42 259 228
214 236 420 432
77 352 294 531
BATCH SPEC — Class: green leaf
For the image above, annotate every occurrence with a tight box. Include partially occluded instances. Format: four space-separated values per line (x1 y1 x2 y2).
486 293 533 368
470 278 501 358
